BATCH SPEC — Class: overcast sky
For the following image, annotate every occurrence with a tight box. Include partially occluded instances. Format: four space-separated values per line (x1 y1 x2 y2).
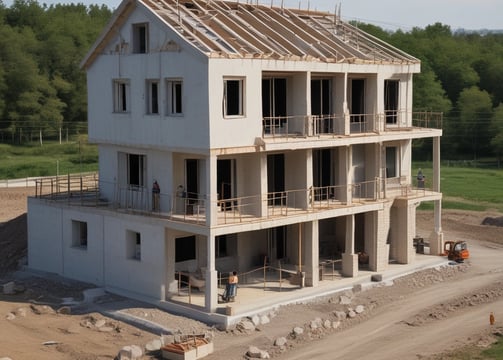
3 0 502 31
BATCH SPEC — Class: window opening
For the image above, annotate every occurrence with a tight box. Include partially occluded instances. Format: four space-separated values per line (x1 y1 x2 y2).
167 79 183 115
114 80 130 112
185 159 199 205
350 79 365 128
133 23 148 53
72 220 88 248
385 147 397 178
147 80 159 114
384 80 399 124
128 154 145 187
313 149 333 200
223 78 244 116
126 230 141 260
175 235 196 262
217 159 236 211
267 154 285 206
311 79 333 133
262 78 287 133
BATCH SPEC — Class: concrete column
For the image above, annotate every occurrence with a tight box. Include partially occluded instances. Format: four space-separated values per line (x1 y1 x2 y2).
430 137 444 255
304 221 319 287
165 231 178 298
342 214 358 277
343 72 350 136
206 154 218 227
260 153 268 218
338 147 347 204
339 146 352 205
366 211 378 271
205 233 218 312
393 200 415 264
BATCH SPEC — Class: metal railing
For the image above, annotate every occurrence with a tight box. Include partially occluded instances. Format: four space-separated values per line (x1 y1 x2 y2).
34 172 101 205
262 111 442 138
33 175 435 225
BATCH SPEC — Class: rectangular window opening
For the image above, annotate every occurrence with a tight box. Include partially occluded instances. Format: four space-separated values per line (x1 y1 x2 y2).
385 147 397 178
113 80 130 113
147 80 159 114
223 78 244 117
167 79 183 115
384 79 399 124
127 230 141 260
72 220 88 248
127 153 146 187
133 23 148 54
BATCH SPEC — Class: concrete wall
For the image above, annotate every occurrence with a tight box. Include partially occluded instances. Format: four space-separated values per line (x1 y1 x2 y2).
28 199 169 301
87 6 210 151
28 199 64 274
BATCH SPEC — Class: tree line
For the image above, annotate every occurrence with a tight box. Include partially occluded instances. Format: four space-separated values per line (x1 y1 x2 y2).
357 22 503 164
0 1 502 164
0 0 111 143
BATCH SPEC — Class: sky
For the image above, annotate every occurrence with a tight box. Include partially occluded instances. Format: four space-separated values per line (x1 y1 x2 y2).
3 0 502 31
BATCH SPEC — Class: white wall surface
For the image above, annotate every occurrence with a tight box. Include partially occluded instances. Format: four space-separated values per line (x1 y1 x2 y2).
62 209 105 285
28 199 170 300
28 199 63 274
103 215 167 299
87 5 210 151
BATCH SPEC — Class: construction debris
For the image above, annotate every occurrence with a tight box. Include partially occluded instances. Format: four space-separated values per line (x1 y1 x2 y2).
161 334 214 360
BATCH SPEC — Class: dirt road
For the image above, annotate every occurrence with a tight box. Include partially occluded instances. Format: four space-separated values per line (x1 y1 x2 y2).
280 238 503 360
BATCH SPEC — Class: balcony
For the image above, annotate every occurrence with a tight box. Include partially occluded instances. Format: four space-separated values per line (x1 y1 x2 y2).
262 111 442 139
34 175 432 226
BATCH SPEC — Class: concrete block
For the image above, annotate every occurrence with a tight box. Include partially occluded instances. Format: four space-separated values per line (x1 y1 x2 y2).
371 274 383 282
2 281 15 295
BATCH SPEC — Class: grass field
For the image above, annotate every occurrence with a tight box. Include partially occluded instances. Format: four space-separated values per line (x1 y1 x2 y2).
0 139 98 179
416 162 503 212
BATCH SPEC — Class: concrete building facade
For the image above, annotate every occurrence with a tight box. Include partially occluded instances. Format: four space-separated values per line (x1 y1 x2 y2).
28 0 443 319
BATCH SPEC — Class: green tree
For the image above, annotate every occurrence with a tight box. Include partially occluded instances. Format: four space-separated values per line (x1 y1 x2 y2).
491 104 503 167
457 87 493 159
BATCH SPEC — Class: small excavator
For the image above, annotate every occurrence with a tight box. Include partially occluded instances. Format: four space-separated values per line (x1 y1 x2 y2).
443 241 470 262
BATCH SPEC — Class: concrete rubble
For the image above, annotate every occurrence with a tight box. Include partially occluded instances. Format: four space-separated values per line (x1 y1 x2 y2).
247 346 270 359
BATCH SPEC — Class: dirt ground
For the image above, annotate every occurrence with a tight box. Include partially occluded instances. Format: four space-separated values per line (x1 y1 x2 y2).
1 187 503 360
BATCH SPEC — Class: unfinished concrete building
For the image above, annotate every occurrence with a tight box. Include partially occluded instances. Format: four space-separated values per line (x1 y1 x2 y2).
27 0 443 323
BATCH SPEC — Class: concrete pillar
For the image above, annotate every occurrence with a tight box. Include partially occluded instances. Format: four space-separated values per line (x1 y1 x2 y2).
342 214 358 277
366 211 378 271
260 153 268 218
339 146 352 205
392 200 415 264
343 72 350 136
206 154 218 227
165 231 178 298
205 233 218 312
430 137 444 255
304 221 319 287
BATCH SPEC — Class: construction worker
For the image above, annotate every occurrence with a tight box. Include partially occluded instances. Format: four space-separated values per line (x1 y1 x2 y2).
417 168 425 189
226 271 238 302
152 180 160 211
